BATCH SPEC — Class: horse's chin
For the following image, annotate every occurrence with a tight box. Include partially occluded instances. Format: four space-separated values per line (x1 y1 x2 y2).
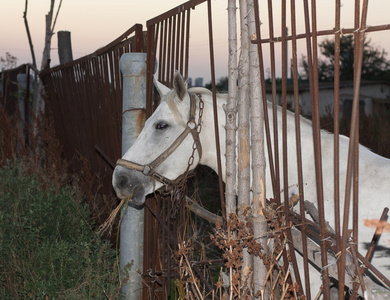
127 190 146 208
114 184 146 206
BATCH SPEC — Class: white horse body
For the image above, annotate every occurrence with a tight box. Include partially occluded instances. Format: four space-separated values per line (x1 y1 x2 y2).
113 73 390 295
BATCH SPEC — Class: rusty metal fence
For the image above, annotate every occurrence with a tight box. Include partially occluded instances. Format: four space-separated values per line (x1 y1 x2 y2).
41 24 144 223
252 0 390 299
141 0 390 299
38 0 390 299
142 1 225 298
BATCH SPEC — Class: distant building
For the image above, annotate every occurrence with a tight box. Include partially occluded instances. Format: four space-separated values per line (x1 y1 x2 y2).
194 77 203 87
266 80 390 119
187 78 193 88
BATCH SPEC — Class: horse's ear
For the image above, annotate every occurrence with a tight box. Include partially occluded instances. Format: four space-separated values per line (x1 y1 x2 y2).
153 75 171 97
173 72 187 101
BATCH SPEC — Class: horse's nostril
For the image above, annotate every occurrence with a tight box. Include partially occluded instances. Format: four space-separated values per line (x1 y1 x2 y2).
118 174 129 189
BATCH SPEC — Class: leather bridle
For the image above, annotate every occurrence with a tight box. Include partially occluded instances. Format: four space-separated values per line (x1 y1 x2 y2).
116 92 203 189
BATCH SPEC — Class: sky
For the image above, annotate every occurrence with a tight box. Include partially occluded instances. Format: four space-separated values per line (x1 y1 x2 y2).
1 0 390 83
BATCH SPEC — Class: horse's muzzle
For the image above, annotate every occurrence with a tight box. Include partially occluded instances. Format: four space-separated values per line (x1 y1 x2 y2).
112 165 150 205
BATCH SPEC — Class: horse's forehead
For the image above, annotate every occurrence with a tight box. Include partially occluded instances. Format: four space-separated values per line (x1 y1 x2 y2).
155 92 189 126
151 101 174 120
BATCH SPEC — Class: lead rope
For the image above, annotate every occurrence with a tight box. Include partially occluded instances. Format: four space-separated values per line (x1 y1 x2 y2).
169 93 204 218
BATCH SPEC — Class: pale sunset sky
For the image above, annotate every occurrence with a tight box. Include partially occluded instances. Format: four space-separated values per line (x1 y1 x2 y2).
1 0 390 83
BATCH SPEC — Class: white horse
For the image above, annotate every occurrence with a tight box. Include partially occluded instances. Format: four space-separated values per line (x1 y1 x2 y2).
112 72 390 297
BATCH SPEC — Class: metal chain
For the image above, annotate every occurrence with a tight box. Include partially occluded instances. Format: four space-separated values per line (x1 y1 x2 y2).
170 94 204 218
186 94 204 170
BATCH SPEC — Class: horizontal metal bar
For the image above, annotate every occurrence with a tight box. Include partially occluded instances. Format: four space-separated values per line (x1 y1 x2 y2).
251 23 390 44
146 0 206 27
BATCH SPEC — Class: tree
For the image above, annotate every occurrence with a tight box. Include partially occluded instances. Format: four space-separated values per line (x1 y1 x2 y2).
0 52 18 71
23 0 63 113
205 76 228 91
22 0 63 164
300 35 390 82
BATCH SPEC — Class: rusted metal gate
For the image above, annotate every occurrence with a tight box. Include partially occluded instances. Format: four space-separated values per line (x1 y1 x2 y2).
248 0 390 299
142 1 225 298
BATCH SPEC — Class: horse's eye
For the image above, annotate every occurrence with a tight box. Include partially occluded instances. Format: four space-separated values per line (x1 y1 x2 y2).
156 122 169 130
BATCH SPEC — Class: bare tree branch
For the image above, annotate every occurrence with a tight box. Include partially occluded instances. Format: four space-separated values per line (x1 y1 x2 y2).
23 0 37 68
51 0 63 33
225 0 238 215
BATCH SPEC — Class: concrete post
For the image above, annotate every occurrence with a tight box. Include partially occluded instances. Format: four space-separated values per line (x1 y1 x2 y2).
119 53 147 299
57 31 73 64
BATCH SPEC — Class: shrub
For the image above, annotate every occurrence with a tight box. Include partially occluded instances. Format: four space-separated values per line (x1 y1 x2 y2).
0 160 120 299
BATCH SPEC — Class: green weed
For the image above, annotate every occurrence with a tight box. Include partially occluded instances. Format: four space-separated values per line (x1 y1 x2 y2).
0 160 120 299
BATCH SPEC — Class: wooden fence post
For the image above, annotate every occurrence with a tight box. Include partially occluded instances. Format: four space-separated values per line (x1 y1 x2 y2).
57 31 73 64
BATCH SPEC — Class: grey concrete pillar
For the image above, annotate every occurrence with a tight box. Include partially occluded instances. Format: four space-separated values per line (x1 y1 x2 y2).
119 53 147 299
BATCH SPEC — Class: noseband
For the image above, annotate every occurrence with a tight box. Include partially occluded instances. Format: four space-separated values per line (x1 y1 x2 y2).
116 93 203 188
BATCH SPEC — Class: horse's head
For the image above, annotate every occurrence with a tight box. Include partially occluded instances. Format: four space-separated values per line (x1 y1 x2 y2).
112 72 203 205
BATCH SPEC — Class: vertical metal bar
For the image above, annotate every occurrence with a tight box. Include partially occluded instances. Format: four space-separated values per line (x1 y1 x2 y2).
146 24 156 118
290 0 311 297
266 0 280 201
143 199 151 300
333 0 341 262
170 15 176 83
162 197 168 298
207 0 226 219
339 0 369 297
281 0 289 221
153 199 161 298
184 8 191 80
166 17 172 86
302 0 330 298
311 0 331 296
281 0 291 280
175 12 181 76
158 21 164 82
179 11 186 76
352 0 360 252
351 0 361 296
162 19 168 85
280 0 305 296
